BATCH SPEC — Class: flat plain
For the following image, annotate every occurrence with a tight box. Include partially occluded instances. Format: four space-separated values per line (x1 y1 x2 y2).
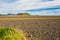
0 16 60 40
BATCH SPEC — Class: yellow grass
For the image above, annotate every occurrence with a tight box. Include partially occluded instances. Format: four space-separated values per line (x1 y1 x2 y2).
0 27 26 40
0 16 60 20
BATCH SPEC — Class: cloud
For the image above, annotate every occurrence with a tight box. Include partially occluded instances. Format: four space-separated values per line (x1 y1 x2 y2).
29 9 60 15
0 0 17 3
0 0 60 15
26 5 60 12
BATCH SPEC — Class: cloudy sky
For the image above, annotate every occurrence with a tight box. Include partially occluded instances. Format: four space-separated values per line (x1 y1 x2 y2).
0 0 60 15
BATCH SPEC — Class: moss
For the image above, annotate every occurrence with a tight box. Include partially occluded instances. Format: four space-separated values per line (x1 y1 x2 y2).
0 27 26 40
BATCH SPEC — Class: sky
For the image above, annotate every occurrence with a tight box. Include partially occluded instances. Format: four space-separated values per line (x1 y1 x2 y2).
0 0 60 15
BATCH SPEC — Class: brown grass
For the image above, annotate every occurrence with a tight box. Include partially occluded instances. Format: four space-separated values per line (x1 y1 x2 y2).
0 16 60 20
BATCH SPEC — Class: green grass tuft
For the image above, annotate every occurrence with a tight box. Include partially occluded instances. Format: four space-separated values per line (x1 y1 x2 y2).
0 27 26 40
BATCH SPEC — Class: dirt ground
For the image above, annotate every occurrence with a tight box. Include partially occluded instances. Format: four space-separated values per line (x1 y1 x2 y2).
0 16 60 40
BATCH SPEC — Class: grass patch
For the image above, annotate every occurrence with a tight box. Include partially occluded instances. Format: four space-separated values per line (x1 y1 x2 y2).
0 27 26 40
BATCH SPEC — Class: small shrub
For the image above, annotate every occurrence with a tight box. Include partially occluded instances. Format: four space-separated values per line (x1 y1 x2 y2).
0 27 26 40
17 13 30 16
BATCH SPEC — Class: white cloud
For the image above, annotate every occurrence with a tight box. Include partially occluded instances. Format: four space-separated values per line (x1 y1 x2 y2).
0 0 60 15
6 0 60 10
29 9 60 16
